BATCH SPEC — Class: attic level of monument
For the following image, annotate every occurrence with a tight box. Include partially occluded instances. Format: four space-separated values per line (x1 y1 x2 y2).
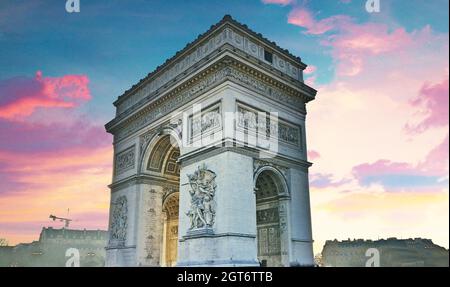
115 15 306 103
106 15 316 131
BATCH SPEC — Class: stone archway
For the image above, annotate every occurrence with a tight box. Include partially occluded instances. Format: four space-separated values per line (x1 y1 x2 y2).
254 169 288 267
162 191 179 266
142 133 181 267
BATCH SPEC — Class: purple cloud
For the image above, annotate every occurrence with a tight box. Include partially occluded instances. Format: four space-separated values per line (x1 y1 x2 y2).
406 78 449 133
310 173 351 189
352 135 449 191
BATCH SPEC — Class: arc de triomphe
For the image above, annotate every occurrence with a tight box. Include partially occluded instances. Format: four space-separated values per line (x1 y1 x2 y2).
105 15 317 267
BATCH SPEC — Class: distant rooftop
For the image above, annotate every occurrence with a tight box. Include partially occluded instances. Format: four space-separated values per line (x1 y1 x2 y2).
39 227 108 241
324 237 445 249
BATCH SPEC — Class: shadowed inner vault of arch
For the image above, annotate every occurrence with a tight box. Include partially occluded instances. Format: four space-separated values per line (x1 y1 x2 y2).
146 135 181 266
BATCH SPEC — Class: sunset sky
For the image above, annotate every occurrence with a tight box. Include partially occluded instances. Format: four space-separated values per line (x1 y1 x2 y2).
0 0 448 253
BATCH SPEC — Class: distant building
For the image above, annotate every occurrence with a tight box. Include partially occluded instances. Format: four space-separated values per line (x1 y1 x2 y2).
0 227 107 267
321 238 449 267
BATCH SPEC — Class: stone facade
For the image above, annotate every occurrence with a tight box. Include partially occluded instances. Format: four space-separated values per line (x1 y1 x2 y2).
105 15 317 267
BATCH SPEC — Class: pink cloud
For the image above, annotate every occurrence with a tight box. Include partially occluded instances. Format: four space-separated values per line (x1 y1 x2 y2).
327 24 413 76
418 134 449 176
280 3 449 248
352 134 448 190
353 135 448 180
0 118 110 154
288 7 415 76
0 71 111 244
288 8 352 35
0 71 90 119
305 76 316 86
0 106 112 194
262 0 293 6
0 144 112 244
0 71 108 168
304 65 317 75
405 78 449 134
304 65 317 85
353 160 423 178
308 150 320 160
310 173 351 189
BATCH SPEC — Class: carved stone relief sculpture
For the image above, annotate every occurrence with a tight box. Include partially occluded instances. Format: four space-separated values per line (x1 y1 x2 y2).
237 103 301 147
190 104 222 142
110 196 128 246
186 164 217 230
115 146 135 175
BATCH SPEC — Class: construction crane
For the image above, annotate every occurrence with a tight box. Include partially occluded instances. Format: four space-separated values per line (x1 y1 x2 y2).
49 214 72 228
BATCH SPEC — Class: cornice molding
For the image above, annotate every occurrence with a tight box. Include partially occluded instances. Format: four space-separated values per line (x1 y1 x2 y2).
177 139 312 172
109 174 179 192
106 55 316 143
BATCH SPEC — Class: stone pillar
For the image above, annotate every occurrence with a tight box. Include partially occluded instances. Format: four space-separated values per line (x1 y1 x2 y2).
279 197 292 266
177 151 260 266
160 213 168 266
289 168 314 266
135 184 165 266
105 184 139 267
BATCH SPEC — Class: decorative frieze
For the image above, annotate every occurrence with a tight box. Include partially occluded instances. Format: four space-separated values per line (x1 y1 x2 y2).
189 103 222 142
114 63 305 142
115 145 136 175
237 103 302 147
227 67 303 108
115 66 229 141
278 121 301 147
257 207 279 225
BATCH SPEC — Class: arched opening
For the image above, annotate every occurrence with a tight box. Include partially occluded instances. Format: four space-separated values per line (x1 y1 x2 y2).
254 170 285 267
145 134 181 267
162 192 179 266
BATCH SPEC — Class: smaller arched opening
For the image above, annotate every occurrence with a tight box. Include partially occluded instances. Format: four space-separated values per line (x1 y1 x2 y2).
161 191 179 267
254 169 288 267
139 127 182 175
